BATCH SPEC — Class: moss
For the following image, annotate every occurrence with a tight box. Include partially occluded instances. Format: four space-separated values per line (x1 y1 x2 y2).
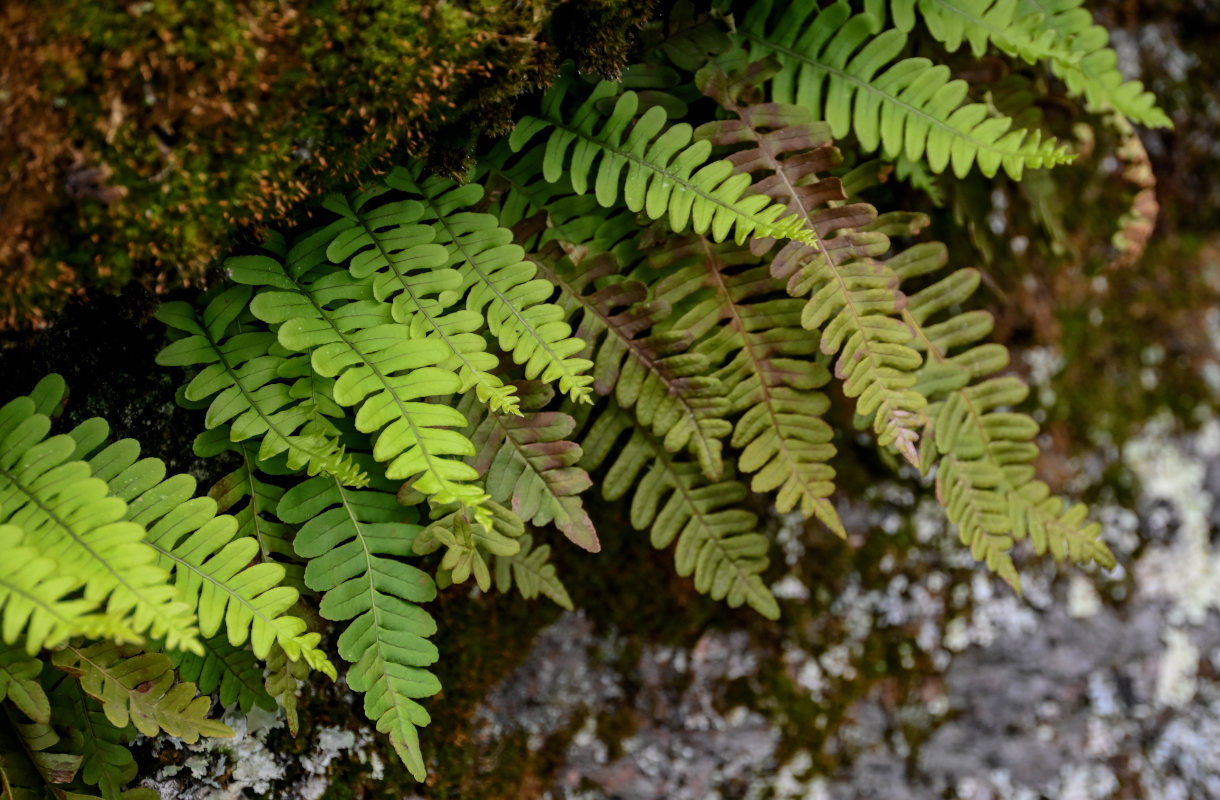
0 0 660 329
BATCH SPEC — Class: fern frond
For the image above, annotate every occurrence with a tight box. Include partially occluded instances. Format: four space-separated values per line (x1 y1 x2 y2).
509 74 816 245
46 672 138 800
263 643 308 736
737 0 1074 178
413 500 524 592
168 635 276 715
52 643 232 743
697 70 927 465
582 403 780 619
312 189 520 414
228 245 489 514
0 643 48 724
0 385 198 654
516 217 733 480
649 235 845 535
90 440 332 675
461 382 599 552
282 473 439 782
1016 0 1171 127
887 225 1115 586
382 166 595 403
156 287 368 487
887 0 1072 63
493 534 574 610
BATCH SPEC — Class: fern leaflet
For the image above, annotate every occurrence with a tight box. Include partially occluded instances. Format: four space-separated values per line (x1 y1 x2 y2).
493 534 575 610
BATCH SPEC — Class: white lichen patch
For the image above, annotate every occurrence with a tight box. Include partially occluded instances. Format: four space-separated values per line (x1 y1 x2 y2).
1156 628 1200 708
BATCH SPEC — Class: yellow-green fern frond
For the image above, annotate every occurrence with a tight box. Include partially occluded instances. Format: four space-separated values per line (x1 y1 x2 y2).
509 73 815 245
51 643 233 743
383 166 595 404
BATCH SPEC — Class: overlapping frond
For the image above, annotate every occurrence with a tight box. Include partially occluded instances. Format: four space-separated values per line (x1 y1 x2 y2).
738 0 1074 179
156 286 367 487
228 243 488 514
649 235 845 534
0 523 127 655
461 383 599 552
581 403 780 619
515 216 733 480
886 219 1115 587
89 437 332 675
383 166 595 403
198 430 304 589
696 66 927 465
282 473 439 782
1015 0 1171 127
508 73 816 245
315 187 520 414
412 500 524 592
0 383 198 654
168 635 276 715
52 643 232 743
46 672 138 800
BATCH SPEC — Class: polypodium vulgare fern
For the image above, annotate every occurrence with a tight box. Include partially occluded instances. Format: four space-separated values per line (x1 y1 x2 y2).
3 0 1154 789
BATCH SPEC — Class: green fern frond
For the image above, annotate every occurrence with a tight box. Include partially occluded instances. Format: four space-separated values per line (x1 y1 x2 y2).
0 386 199 654
168 635 276 715
382 166 596 404
885 225 1115 586
0 644 48 724
314 188 521 415
649 235 845 535
52 643 233 743
282 473 440 782
737 0 1074 178
461 382 599 552
1014 0 1171 127
156 287 368 487
46 672 138 800
697 70 927 466
582 403 780 620
89 440 333 676
516 217 733 481
509 74 816 245
493 534 574 610
228 245 489 514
